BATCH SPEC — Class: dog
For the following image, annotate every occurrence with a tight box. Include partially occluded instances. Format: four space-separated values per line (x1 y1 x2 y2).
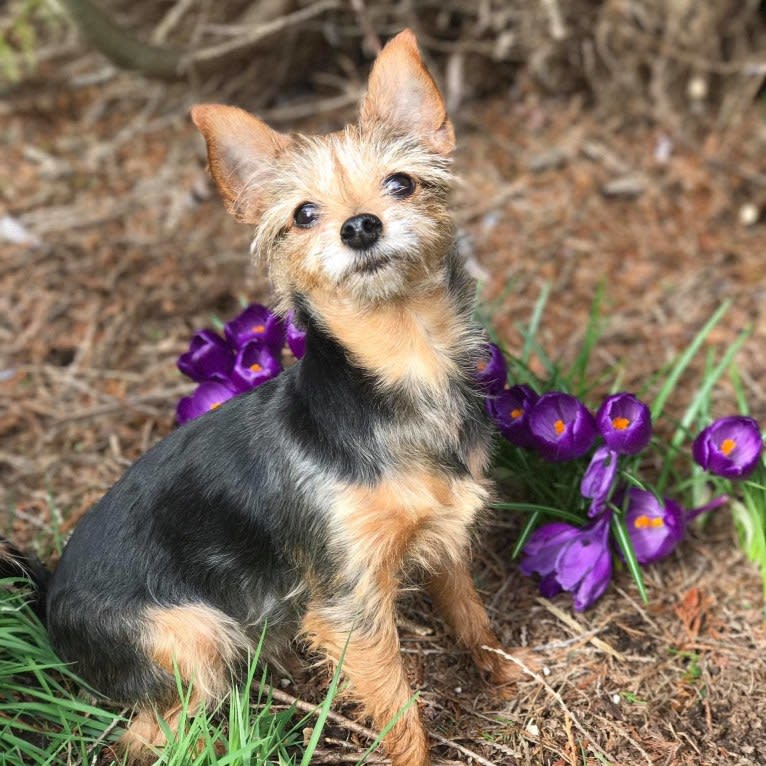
2 29 524 765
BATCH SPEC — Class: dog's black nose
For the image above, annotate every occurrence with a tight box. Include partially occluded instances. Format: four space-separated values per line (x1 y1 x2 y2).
340 214 382 250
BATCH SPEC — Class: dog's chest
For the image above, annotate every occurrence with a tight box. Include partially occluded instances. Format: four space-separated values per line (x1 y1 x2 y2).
331 462 490 586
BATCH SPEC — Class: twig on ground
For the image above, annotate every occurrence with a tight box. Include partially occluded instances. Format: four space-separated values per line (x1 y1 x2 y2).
428 730 499 766
268 686 380 742
480 644 620 765
87 707 129 765
535 598 624 660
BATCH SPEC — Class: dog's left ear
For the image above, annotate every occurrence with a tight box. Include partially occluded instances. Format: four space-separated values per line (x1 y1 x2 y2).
359 29 455 155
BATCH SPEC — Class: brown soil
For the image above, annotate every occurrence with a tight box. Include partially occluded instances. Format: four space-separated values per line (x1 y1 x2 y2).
2 57 766 766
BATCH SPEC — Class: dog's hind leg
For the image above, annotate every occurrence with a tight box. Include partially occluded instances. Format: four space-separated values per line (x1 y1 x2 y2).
117 603 248 764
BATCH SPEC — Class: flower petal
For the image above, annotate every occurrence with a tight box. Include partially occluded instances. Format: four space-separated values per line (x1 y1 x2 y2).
580 446 618 504
572 545 612 611
623 488 685 565
595 393 652 455
224 303 286 352
176 381 236 424
692 416 763 479
475 343 507 395
529 392 597 462
555 517 611 590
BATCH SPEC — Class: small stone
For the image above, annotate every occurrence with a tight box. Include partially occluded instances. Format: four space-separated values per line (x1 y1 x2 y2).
611 693 621 705
280 677 291 688
739 203 760 227
688 76 708 101
526 720 540 737
528 148 569 173
454 686 462 694
542 666 551 676
602 174 646 199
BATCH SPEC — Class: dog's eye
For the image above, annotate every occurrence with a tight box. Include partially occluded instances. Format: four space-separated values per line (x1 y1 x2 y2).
293 203 319 228
383 173 415 199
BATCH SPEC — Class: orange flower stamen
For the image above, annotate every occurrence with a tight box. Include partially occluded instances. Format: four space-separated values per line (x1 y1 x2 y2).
249 363 263 372
252 324 265 333
510 408 523 420
612 416 630 431
554 419 566 436
210 402 222 410
720 438 736 456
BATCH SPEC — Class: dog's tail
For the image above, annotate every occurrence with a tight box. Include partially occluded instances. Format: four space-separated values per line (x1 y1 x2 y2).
0 537 51 622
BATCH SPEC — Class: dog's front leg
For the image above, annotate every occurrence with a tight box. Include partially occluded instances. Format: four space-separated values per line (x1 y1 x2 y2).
302 594 430 766
426 558 526 687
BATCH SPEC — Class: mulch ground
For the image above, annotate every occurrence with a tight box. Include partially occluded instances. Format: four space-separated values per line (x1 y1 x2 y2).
2 56 766 766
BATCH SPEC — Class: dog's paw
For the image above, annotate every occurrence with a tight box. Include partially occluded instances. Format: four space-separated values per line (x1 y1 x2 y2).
484 646 542 693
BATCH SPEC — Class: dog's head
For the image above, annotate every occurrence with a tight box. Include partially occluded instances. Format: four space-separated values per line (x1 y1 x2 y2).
192 30 455 309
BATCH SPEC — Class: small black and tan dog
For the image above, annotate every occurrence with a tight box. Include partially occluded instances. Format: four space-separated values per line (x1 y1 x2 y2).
2 30 526 765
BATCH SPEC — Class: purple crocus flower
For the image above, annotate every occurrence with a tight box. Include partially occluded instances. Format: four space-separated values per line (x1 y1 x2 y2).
486 384 539 448
230 340 282 392
528 392 597 462
475 343 507 395
286 311 306 359
595 393 652 455
177 329 234 384
621 489 685 565
621 488 728 565
176 381 236 424
224 303 285 353
692 416 764 479
521 514 613 612
581 445 618 517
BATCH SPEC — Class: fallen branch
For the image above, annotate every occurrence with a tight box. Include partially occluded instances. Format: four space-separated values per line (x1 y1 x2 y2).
57 0 339 80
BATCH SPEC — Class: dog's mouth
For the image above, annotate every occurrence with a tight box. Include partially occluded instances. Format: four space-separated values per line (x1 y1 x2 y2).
353 253 393 274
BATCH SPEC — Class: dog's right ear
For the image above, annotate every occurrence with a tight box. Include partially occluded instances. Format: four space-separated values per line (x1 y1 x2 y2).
191 104 291 223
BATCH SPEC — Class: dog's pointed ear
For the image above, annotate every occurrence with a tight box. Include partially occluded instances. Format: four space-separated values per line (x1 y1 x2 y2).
359 29 454 155
191 104 291 223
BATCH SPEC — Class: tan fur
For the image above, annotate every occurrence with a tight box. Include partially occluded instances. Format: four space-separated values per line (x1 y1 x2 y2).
426 561 526 688
143 603 248 699
332 471 488 598
360 29 455 155
250 125 454 310
190 104 291 223
189 29 526 766
118 604 249 761
311 287 466 394
302 605 430 766
303 470 488 766
119 704 198 765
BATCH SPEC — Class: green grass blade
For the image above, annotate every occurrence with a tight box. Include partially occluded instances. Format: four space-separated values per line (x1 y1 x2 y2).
491 502 585 526
511 510 542 558
299 631 350 766
650 301 730 420
610 514 648 604
656 328 750 492
569 282 604 395
520 283 551 365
